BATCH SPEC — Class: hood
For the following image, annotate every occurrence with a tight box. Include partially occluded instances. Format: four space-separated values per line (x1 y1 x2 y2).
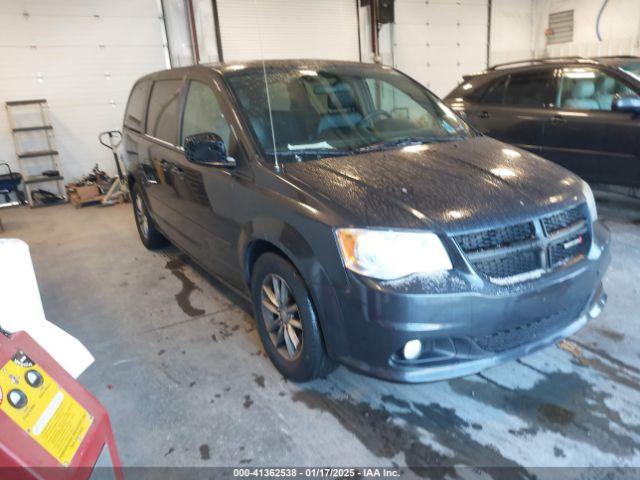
282 136 586 233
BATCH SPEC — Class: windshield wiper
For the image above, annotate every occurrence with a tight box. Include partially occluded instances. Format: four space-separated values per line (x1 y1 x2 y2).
354 136 463 153
266 149 354 160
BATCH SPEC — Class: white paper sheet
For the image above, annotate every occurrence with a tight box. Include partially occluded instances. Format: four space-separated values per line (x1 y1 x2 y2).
0 239 94 378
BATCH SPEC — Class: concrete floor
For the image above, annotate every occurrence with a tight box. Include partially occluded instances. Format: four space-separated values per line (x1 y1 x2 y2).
1 193 639 477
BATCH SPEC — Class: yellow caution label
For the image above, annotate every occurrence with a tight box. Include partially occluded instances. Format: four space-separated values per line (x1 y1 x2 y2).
0 350 93 466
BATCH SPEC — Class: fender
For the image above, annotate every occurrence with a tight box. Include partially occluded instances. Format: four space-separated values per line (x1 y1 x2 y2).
237 217 348 360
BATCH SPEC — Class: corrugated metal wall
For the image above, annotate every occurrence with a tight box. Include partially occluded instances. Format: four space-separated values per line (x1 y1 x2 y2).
0 0 168 180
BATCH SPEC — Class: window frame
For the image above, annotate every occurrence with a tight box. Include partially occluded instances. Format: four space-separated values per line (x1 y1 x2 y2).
554 65 640 114
180 71 251 167
145 77 186 146
179 79 234 147
501 68 557 109
124 78 152 133
472 75 509 106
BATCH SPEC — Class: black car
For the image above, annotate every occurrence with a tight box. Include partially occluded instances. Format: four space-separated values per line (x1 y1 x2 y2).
445 56 640 188
122 60 610 383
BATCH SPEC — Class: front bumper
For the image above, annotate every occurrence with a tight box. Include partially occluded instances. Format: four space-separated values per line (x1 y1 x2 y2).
313 221 611 383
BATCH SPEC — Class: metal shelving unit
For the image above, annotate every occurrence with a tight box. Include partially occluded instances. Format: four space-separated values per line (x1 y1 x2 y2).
5 99 67 207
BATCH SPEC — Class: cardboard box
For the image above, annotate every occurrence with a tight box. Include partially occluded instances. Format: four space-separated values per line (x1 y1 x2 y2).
66 183 101 207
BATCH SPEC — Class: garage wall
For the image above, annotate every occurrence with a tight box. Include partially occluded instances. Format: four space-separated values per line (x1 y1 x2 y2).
490 0 535 65
532 0 640 57
0 0 168 181
216 0 360 62
392 0 489 97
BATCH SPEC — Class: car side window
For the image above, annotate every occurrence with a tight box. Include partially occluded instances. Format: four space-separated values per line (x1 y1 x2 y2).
476 76 508 105
181 80 232 148
146 79 183 144
558 68 636 111
124 79 150 131
503 70 555 108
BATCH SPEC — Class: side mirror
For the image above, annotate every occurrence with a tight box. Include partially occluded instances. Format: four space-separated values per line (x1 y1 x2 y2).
183 132 235 167
612 94 640 114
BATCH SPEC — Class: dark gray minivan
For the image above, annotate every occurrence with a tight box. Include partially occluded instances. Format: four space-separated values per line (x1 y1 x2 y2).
445 56 640 188
122 60 610 383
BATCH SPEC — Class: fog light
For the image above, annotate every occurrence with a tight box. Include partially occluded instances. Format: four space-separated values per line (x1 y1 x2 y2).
403 340 422 360
589 302 602 319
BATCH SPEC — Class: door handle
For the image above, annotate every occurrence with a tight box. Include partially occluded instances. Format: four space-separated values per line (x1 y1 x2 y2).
550 115 566 126
478 111 490 119
171 165 185 177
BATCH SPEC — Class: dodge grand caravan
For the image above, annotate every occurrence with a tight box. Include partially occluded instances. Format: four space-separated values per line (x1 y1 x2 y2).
122 60 610 382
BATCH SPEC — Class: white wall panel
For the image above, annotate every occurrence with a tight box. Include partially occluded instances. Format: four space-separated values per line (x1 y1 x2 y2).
392 0 489 97
217 0 359 62
532 0 640 57
0 1 167 181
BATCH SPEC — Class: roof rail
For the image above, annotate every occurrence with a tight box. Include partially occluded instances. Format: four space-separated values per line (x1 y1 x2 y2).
594 55 640 59
487 56 592 71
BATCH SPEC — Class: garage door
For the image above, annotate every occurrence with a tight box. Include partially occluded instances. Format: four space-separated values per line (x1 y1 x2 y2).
217 0 360 62
393 0 488 97
0 0 168 180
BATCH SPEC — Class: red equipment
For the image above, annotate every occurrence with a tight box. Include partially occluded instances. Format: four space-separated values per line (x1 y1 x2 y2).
0 330 123 480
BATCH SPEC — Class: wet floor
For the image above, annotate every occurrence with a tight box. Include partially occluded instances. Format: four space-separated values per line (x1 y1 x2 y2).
0 197 638 477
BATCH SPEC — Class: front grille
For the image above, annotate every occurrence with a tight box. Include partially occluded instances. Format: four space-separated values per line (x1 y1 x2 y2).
472 300 586 352
454 204 590 284
454 222 535 253
549 231 590 267
472 250 541 279
542 205 583 234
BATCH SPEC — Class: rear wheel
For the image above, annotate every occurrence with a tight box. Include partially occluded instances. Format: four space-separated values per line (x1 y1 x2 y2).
132 184 168 250
251 253 333 382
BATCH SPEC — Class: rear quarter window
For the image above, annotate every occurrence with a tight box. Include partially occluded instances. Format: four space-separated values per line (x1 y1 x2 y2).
124 79 151 131
146 79 183 145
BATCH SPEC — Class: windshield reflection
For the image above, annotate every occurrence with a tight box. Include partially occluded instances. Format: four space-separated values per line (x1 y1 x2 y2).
225 64 474 162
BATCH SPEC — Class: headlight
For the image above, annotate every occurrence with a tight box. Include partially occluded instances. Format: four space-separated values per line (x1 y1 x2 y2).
581 180 598 221
335 228 453 280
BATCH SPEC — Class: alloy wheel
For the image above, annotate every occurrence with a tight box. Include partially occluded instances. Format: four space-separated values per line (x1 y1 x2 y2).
260 274 303 360
135 194 149 239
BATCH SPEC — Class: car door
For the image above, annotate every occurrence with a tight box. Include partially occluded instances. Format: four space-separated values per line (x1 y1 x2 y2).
172 73 246 285
541 66 640 186
465 69 556 155
142 77 189 243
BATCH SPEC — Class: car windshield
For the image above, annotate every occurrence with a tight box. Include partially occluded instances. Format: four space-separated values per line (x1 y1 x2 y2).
225 64 474 162
621 63 640 82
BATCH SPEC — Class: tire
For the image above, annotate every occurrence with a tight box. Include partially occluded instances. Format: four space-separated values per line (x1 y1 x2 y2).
251 253 334 382
131 183 168 250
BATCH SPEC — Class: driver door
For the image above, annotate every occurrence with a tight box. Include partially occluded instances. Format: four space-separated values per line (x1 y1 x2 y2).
172 75 245 283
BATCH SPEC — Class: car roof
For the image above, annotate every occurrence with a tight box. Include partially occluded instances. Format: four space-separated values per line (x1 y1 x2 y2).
138 59 386 81
472 55 640 78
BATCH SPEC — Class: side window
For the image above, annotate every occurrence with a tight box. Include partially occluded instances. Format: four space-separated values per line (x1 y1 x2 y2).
503 70 555 108
146 79 183 144
478 76 508 105
124 80 150 131
558 68 635 111
181 81 232 148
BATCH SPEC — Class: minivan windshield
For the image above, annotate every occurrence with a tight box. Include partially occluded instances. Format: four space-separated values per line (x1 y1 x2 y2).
225 65 474 162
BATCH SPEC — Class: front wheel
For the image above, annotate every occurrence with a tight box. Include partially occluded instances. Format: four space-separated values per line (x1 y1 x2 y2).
251 253 334 382
132 184 168 250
